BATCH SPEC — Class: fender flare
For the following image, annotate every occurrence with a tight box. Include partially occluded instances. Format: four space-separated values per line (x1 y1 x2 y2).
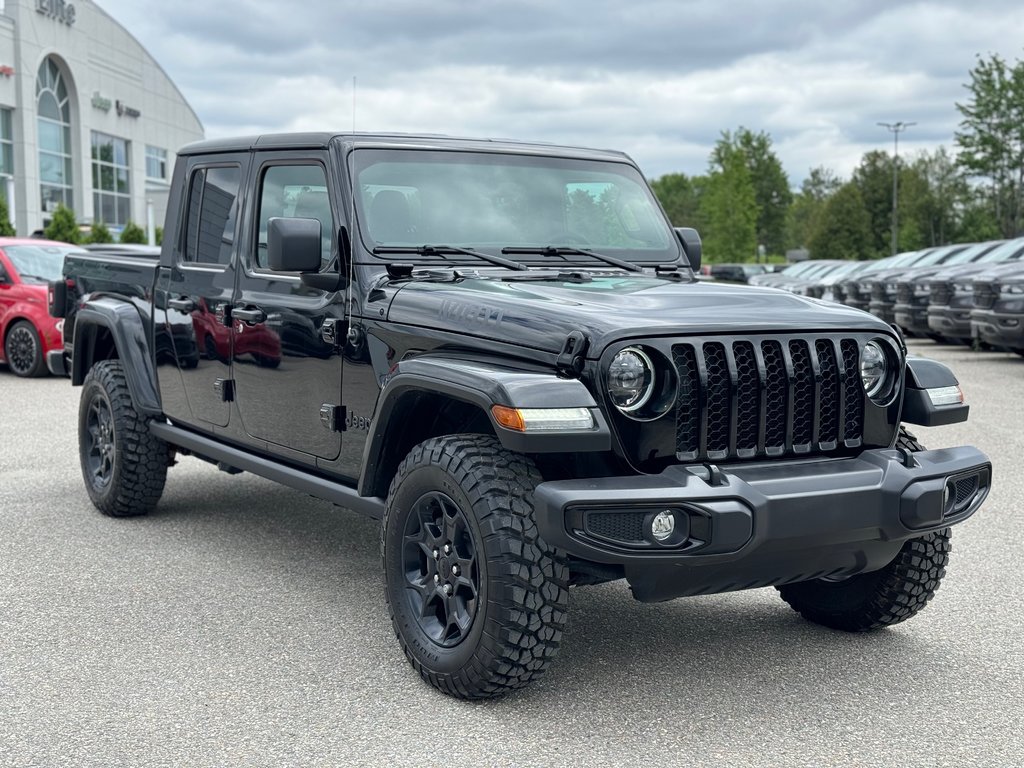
71 299 162 417
358 355 611 497
901 357 968 427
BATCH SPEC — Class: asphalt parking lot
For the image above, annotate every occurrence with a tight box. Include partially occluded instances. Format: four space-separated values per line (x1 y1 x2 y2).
1 339 1022 767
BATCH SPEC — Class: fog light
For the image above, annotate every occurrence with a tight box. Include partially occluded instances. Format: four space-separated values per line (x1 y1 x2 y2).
651 510 675 542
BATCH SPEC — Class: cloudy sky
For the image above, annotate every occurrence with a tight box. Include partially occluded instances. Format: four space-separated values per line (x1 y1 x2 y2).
97 0 1024 186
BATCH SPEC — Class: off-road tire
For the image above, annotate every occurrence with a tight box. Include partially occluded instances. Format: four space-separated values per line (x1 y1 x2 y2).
4 320 47 377
381 434 569 699
78 360 168 517
776 426 951 632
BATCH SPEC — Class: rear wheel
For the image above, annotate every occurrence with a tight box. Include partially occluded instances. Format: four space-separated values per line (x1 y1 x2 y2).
79 360 168 516
381 434 569 699
4 320 46 377
776 427 951 631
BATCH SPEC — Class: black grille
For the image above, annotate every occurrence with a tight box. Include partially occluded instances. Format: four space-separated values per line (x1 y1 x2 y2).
672 337 864 461
954 476 979 507
585 511 645 544
896 284 914 304
870 283 887 301
974 282 997 309
930 282 953 305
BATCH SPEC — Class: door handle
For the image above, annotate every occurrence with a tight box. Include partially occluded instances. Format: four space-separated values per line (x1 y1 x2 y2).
167 297 195 312
232 306 266 324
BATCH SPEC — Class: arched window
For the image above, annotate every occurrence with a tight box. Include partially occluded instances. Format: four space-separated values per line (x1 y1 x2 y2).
36 57 73 214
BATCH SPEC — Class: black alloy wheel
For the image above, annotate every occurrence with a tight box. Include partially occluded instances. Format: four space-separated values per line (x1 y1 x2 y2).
401 490 481 647
84 392 116 490
5 321 46 377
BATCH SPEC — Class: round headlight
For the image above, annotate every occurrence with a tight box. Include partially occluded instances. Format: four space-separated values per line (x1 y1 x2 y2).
608 347 654 412
860 340 889 399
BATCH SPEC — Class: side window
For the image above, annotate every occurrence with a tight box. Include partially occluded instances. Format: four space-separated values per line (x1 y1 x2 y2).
256 164 334 270
182 165 241 266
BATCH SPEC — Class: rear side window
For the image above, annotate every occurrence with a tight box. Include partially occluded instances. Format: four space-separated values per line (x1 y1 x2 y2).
181 166 241 266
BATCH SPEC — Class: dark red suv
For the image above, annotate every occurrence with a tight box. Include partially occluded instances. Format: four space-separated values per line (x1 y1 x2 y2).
0 238 84 377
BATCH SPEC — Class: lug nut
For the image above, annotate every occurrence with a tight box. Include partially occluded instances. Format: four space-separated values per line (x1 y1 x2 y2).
451 564 460 576
443 584 453 595
432 549 439 560
433 574 440 583
443 544 452 555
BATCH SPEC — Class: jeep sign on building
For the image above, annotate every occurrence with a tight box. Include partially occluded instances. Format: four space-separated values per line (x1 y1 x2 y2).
0 0 203 235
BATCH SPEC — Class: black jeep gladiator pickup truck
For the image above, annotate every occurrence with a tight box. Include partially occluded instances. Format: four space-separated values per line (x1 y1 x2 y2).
50 132 992 699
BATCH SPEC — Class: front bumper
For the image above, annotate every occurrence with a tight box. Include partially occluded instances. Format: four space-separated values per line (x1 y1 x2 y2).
894 301 932 335
928 305 973 340
971 309 1024 349
534 446 991 602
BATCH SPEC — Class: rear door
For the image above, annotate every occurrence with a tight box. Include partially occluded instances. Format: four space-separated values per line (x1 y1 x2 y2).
156 154 248 428
229 151 345 462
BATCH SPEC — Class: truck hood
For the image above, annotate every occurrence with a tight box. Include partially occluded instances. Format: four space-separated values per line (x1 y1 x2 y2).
386 274 895 355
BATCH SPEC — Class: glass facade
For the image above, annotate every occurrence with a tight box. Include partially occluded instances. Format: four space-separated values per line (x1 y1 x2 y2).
36 57 73 213
91 131 131 227
146 145 167 181
0 108 13 202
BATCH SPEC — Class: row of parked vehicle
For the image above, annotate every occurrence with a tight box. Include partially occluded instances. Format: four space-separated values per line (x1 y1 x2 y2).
0 238 159 377
744 240 1024 355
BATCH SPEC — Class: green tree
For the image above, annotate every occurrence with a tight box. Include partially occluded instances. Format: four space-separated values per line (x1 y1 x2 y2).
808 182 873 261
955 53 1024 237
44 203 81 244
87 221 114 244
700 142 758 262
713 128 792 255
650 172 707 231
0 196 15 236
786 166 842 249
155 226 164 246
906 147 967 246
119 220 147 244
851 150 896 258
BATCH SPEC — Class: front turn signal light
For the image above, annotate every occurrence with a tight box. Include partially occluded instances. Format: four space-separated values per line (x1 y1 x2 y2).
491 405 594 432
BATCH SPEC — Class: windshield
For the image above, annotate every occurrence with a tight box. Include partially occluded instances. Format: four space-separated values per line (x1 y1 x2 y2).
977 239 1024 263
941 243 995 265
3 244 82 282
352 149 679 266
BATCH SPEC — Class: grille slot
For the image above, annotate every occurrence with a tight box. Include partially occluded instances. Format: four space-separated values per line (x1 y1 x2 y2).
585 511 646 544
973 282 997 309
896 284 913 304
954 476 979 507
671 336 864 461
930 283 953 305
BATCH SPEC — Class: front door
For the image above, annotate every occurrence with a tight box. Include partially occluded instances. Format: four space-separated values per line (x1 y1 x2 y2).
230 154 344 462
157 156 247 428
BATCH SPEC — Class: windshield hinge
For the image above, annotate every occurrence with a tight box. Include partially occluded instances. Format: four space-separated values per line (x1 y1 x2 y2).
556 330 588 378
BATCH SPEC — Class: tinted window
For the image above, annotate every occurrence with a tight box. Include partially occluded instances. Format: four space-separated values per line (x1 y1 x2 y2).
255 164 334 269
182 166 241 266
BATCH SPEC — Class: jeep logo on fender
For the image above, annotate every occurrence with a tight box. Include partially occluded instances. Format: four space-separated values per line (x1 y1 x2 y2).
346 412 371 432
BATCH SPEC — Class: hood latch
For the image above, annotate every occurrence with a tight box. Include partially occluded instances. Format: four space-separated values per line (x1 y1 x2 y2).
556 330 589 378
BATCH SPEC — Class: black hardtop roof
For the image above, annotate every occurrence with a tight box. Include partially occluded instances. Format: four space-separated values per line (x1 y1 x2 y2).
177 132 633 163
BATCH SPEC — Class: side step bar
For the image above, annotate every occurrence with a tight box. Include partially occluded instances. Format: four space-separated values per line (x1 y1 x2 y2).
150 421 386 520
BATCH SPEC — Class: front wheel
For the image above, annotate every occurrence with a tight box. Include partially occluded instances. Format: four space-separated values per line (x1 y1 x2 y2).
381 434 569 699
5 320 47 377
777 426 951 631
78 360 168 517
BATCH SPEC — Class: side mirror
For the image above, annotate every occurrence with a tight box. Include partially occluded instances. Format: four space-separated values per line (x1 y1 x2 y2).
675 227 702 272
268 217 322 273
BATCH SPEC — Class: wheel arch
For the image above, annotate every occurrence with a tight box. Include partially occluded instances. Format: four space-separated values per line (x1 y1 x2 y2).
71 299 162 417
357 355 611 498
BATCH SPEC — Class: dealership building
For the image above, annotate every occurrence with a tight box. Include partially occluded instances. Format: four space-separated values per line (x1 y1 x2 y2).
0 0 204 236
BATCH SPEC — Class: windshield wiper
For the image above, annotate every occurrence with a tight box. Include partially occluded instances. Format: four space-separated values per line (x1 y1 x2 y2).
373 244 528 271
500 245 644 273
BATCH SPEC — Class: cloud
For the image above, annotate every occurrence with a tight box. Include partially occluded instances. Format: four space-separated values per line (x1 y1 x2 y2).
95 0 1024 184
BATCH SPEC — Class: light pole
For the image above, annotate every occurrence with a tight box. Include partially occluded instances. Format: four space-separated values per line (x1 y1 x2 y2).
877 121 915 256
